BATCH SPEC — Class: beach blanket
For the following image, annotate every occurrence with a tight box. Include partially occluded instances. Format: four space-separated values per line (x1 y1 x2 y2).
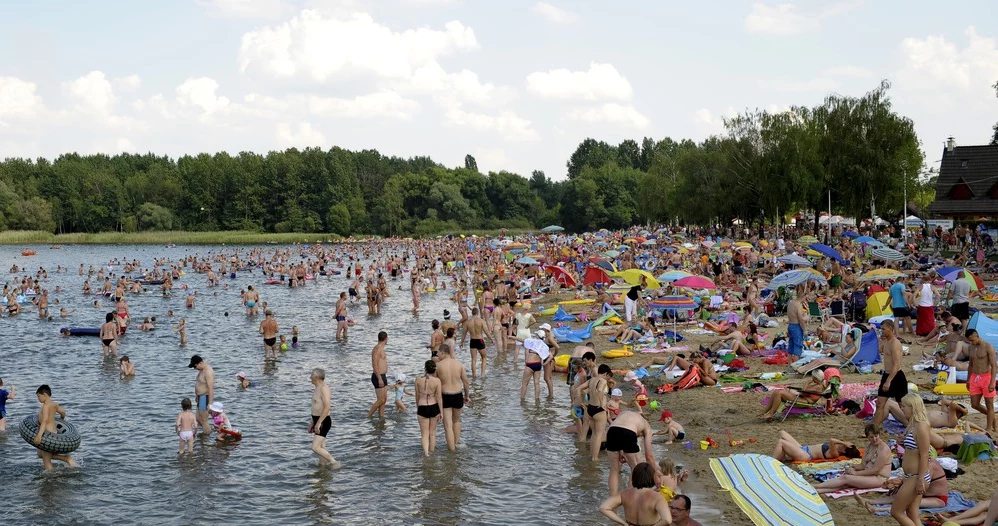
686 328 714 335
638 345 689 353
837 382 877 402
865 416 907 436
873 491 975 516
792 458 860 475
749 348 781 358
956 439 995 464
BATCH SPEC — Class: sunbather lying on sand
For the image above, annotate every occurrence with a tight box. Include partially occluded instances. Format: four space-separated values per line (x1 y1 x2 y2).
772 429 861 462
812 424 892 494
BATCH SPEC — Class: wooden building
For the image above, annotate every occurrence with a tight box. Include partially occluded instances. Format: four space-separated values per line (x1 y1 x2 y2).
927 138 998 219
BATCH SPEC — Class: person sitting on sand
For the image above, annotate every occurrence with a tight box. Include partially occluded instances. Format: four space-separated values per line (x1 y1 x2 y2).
758 370 827 420
853 458 950 514
771 429 861 462
654 410 686 444
938 485 998 525
813 424 892 494
916 311 952 345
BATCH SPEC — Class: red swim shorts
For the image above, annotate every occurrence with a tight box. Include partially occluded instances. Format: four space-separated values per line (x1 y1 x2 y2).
968 372 996 398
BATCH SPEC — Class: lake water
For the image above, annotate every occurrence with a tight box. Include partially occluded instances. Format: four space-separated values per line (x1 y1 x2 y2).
0 244 721 525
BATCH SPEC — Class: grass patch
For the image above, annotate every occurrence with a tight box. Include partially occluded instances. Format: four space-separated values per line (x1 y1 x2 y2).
0 231 345 245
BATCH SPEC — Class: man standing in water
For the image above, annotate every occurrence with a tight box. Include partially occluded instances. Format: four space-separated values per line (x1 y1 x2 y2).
604 409 657 496
189 355 215 435
368 331 389 418
436 343 471 452
244 285 260 316
465 307 491 379
334 292 349 341
260 310 279 360
33 385 76 470
872 319 906 426
308 368 341 468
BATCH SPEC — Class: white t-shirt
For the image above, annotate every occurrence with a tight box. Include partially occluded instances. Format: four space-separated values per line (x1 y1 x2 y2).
918 283 934 307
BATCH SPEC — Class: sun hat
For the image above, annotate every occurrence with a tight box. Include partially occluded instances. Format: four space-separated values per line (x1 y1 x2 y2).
536 329 546 338
623 371 638 381
235 371 246 379
659 410 673 421
611 388 622 397
209 402 223 412
396 373 407 383
538 323 552 331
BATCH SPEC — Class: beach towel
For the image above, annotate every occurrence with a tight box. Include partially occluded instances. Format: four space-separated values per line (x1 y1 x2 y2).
825 487 888 499
956 439 995 464
873 491 975 516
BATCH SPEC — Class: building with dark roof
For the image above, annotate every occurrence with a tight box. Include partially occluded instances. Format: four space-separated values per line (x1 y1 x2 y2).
927 139 998 219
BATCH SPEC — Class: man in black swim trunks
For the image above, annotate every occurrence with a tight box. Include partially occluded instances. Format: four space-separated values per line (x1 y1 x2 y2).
368 331 389 418
436 343 470 452
465 308 491 379
604 410 657 496
309 368 340 468
873 319 908 426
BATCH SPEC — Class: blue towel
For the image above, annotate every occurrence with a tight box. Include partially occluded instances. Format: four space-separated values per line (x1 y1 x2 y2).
873 491 975 516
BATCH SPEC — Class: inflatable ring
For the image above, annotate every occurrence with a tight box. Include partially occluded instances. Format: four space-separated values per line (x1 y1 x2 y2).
20 415 81 454
218 427 243 439
645 258 657 271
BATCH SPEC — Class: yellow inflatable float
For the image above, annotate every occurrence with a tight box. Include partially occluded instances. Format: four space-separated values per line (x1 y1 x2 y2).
602 348 634 359
933 383 970 396
538 306 559 316
554 354 571 368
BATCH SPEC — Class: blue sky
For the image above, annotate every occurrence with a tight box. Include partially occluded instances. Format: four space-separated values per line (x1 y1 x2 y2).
1 0 996 179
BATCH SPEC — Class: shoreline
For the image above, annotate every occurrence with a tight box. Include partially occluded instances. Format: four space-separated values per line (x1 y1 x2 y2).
0 229 537 245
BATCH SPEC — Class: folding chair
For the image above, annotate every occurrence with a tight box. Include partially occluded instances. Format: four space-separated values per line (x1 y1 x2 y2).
807 301 826 325
779 388 831 423
827 300 845 322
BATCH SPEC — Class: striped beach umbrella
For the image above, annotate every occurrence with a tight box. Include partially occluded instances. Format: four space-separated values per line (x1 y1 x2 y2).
871 247 905 262
711 454 833 526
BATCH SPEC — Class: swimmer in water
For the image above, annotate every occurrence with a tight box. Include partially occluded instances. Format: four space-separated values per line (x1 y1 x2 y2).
176 398 197 456
174 319 187 346
394 374 413 413
236 371 251 388
60 307 75 318
119 356 135 378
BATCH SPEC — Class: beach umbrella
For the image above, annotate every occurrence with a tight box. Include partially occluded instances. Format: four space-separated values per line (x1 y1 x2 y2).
778 254 812 267
871 247 905 262
583 267 612 286
854 235 884 247
673 275 716 290
624 238 638 244
507 242 527 249
641 239 657 246
857 268 906 282
541 225 564 233
657 270 692 282
765 269 825 290
635 236 647 243
543 264 576 287
798 235 818 245
940 268 985 291
515 256 538 265
734 241 753 248
603 250 620 258
841 231 859 238
649 295 699 335
590 259 617 272
807 243 845 263
711 453 834 526
594 241 609 247
614 269 662 290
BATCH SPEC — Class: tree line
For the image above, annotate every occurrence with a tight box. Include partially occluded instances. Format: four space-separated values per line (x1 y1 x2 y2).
0 81 938 237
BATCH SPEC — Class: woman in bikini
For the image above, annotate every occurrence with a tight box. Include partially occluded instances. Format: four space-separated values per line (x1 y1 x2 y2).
575 364 613 461
772 429 861 463
814 423 892 494
891 393 932 526
415 360 443 457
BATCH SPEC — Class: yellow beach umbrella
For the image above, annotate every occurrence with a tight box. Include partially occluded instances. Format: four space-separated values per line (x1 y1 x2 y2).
614 269 661 290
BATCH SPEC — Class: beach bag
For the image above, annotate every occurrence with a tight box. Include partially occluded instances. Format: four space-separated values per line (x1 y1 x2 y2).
856 398 876 419
763 351 788 365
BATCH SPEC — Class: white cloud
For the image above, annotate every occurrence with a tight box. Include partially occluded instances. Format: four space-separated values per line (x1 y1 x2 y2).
196 0 293 19
307 91 420 119
473 147 511 173
404 63 502 105
276 121 326 147
0 76 45 126
895 26 998 112
694 106 737 134
744 1 862 36
529 2 579 24
176 77 231 115
565 103 650 130
443 103 539 142
761 77 839 93
238 10 478 82
114 74 142 91
526 62 632 101
65 70 116 115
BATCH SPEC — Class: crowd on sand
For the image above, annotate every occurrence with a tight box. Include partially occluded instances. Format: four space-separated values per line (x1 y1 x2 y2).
3 221 998 526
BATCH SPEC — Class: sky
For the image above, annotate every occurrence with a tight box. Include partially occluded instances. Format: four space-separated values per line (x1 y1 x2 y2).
0 0 996 179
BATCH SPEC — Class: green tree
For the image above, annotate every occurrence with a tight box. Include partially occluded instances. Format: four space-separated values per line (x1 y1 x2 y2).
464 154 479 172
136 202 174 230
326 203 351 236
566 138 617 178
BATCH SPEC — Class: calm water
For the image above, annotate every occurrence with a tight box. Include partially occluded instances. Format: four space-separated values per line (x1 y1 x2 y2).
0 245 720 525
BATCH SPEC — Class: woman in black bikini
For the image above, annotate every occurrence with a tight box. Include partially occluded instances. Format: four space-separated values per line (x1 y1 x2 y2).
576 364 613 462
415 360 443 457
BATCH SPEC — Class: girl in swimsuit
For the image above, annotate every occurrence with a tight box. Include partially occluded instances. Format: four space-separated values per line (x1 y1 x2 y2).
893 393 931 526
415 360 443 457
576 364 613 462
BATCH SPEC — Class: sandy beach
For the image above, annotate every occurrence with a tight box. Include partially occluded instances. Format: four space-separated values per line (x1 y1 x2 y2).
536 291 998 526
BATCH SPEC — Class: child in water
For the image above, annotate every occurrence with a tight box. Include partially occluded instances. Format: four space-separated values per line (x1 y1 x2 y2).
176 398 197 455
291 336 299 349
119 356 135 378
279 334 288 352
140 317 155 331
174 319 187 346
393 374 413 413
607 388 623 421
208 402 234 441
